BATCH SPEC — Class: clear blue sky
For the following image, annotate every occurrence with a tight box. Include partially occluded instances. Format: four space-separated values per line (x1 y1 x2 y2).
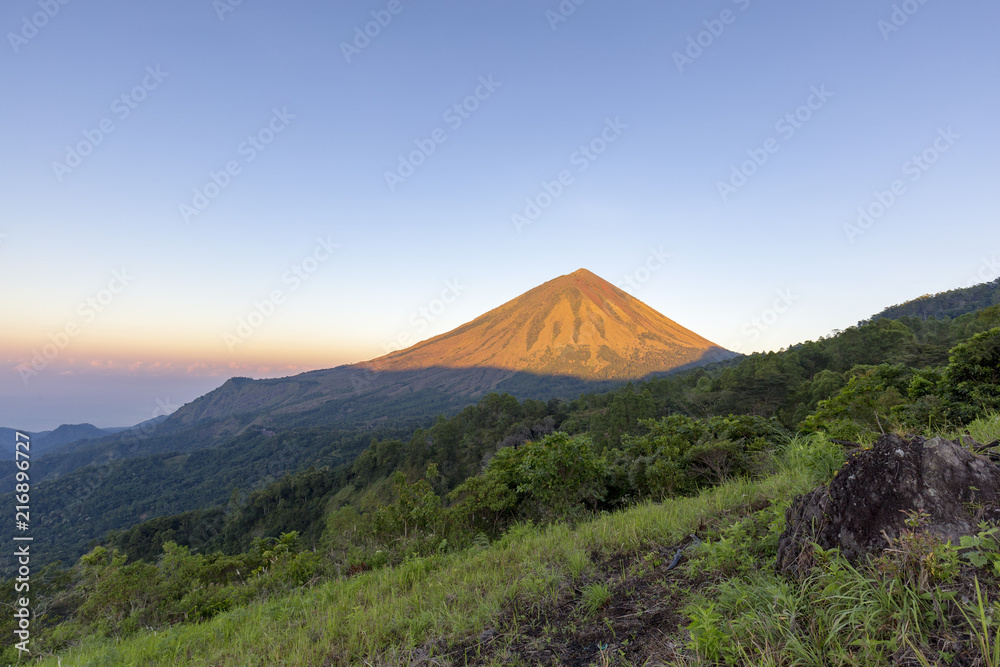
2 0 998 430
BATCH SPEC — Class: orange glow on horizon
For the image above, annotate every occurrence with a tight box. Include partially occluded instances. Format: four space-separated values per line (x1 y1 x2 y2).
1 336 371 379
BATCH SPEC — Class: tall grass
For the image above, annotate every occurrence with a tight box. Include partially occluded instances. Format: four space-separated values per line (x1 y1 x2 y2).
969 411 1000 444
683 503 1000 667
779 433 846 485
688 560 949 666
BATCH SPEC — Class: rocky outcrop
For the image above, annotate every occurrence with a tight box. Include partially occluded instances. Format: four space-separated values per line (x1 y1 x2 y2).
776 434 1000 576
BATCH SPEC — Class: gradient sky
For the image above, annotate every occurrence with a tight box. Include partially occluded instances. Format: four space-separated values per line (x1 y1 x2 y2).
2 0 998 430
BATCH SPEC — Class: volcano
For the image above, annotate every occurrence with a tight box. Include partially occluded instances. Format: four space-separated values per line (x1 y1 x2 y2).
165 269 735 429
365 268 732 380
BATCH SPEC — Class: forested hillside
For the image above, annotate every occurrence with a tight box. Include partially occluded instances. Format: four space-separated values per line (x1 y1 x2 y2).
865 276 1000 323
97 302 1000 565
6 303 999 581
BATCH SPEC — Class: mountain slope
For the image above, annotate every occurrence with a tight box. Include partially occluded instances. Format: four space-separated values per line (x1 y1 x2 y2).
19 269 730 485
32 423 119 457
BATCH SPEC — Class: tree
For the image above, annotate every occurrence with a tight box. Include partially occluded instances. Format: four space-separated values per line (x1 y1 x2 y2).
372 465 444 541
802 364 916 439
941 327 1000 422
514 433 607 521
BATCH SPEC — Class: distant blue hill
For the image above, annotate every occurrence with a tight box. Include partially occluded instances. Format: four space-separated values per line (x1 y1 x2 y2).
0 423 124 460
0 427 40 460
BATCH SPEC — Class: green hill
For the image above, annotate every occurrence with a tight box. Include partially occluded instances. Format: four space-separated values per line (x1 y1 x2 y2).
864 277 1000 323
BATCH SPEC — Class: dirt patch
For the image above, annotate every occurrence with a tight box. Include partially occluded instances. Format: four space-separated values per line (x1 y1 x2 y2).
417 544 712 667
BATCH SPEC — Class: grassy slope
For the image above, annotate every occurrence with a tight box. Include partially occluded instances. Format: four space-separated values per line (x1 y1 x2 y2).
33 471 813 666
32 416 1000 666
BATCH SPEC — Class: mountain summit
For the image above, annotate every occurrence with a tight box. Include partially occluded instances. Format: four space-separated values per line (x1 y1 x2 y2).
367 268 732 380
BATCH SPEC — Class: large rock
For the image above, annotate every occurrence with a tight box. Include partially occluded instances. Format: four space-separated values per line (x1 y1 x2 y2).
776 434 1000 576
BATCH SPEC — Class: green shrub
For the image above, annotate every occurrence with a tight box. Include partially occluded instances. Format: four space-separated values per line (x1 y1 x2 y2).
942 328 1000 423
685 600 731 663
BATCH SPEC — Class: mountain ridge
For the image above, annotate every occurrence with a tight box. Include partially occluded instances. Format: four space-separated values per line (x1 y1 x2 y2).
864 277 1000 324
